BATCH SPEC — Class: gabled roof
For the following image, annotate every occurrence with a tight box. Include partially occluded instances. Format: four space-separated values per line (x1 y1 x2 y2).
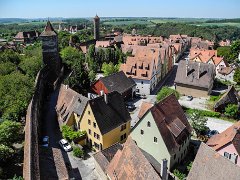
132 94 192 155
206 121 240 155
218 66 234 75
89 91 131 135
175 61 215 89
106 136 160 179
97 71 136 94
138 101 153 119
150 95 192 154
120 48 160 80
40 21 57 36
187 143 240 180
214 86 240 110
56 84 89 125
93 143 123 173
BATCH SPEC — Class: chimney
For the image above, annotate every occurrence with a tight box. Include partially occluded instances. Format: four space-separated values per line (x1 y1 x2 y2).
186 61 189 77
197 62 201 79
65 85 69 89
104 93 108 104
161 159 168 180
100 90 104 96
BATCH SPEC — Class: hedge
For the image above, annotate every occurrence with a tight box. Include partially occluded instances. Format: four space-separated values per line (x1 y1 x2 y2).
61 125 86 142
73 146 84 158
184 107 221 118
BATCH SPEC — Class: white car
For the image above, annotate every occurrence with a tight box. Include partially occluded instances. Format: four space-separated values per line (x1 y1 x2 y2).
59 139 72 152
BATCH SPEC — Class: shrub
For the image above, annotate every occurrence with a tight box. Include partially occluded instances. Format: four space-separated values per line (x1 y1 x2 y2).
73 146 84 158
224 104 238 118
157 86 180 102
61 125 86 142
173 169 186 180
186 108 221 118
209 95 221 102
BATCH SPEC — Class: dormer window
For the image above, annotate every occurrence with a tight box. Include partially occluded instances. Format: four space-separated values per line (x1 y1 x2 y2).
145 64 149 70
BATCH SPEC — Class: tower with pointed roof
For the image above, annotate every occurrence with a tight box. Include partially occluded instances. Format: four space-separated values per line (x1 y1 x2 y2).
40 21 61 76
93 14 100 40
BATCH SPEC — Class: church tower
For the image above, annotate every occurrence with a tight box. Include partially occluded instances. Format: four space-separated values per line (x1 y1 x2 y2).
40 21 61 77
93 14 100 40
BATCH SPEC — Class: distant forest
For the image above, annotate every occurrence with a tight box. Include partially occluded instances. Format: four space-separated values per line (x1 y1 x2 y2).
1 18 240 41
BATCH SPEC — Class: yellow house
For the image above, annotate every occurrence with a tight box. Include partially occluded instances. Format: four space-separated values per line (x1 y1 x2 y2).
77 91 131 151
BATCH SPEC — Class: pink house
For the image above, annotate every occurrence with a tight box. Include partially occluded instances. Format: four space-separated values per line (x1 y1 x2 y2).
207 121 240 166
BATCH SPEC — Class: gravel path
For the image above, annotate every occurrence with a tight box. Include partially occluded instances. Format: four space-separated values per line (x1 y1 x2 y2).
207 117 233 133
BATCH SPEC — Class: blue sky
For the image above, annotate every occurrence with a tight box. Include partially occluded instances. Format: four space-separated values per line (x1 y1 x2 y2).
0 0 239 18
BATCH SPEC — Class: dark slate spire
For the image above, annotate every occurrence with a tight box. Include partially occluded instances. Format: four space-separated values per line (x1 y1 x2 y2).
40 20 57 36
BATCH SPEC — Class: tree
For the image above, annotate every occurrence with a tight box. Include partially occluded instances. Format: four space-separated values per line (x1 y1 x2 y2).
224 104 238 118
188 110 208 136
0 144 14 162
217 46 232 62
234 68 240 84
0 121 23 146
101 62 120 76
0 73 34 121
230 40 240 60
156 86 180 102
60 46 83 68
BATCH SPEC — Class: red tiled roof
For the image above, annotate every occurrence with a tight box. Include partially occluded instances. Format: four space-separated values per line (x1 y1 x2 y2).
138 101 153 119
207 121 240 155
106 136 160 179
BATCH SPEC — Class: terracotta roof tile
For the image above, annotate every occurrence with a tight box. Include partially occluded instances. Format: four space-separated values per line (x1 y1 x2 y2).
138 101 153 119
93 143 123 172
106 136 160 179
207 121 240 154
187 143 240 180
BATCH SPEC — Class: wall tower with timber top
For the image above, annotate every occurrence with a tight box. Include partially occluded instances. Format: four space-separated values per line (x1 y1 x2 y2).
40 21 62 78
93 14 100 40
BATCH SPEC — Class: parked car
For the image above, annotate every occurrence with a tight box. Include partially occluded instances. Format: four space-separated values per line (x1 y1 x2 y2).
186 95 193 101
125 101 135 111
59 139 73 152
206 130 219 138
42 136 49 147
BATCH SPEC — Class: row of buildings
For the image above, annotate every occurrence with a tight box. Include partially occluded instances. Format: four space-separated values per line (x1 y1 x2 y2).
56 83 192 179
37 20 240 179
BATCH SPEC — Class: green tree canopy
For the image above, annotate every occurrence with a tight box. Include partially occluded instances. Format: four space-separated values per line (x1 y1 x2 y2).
0 121 23 146
0 73 34 121
233 68 240 84
156 86 180 102
60 46 83 68
188 110 208 135
101 62 120 76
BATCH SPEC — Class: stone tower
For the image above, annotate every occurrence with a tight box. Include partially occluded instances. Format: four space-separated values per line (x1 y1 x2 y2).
93 14 100 40
40 21 61 77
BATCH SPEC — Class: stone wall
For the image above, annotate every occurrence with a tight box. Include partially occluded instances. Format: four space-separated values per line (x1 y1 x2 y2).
23 67 50 180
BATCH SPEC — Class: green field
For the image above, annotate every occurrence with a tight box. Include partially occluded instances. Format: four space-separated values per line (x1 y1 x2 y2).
192 22 240 28
149 18 208 24
103 20 153 26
